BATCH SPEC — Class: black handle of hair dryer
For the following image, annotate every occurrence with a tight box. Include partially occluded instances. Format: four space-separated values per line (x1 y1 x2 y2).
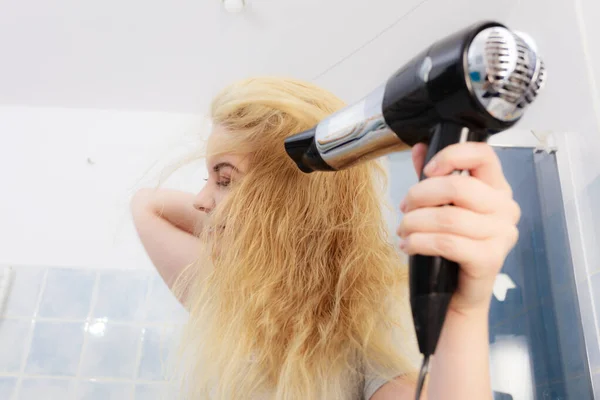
408 121 488 356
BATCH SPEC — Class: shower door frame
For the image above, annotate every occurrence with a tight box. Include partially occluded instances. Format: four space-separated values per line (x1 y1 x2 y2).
491 129 598 397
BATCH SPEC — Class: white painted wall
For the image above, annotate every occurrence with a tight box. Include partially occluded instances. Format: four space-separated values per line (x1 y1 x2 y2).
1 0 599 277
316 0 600 281
0 106 208 270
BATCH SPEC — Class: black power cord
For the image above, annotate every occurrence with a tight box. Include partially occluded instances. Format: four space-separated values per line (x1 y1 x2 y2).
414 355 430 400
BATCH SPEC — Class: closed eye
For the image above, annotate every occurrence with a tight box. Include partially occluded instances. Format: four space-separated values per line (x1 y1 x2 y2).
209 160 243 189
213 162 239 173
217 179 231 187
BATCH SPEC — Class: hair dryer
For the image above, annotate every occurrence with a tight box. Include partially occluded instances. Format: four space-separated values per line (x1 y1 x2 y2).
284 20 546 366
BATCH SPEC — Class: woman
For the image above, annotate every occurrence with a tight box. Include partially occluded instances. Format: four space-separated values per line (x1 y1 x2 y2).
131 77 520 399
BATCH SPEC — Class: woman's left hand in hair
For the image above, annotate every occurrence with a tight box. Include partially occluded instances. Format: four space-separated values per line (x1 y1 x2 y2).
396 141 521 315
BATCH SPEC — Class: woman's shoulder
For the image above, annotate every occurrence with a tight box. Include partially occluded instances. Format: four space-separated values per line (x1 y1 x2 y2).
359 348 420 400
363 374 389 400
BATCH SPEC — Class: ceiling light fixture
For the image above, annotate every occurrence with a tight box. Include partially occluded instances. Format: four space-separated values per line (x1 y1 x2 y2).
222 0 246 13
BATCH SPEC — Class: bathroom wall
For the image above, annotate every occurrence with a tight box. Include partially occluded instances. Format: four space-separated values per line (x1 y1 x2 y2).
0 265 186 400
1 1 600 399
1 0 599 276
0 106 207 271
1 0 599 277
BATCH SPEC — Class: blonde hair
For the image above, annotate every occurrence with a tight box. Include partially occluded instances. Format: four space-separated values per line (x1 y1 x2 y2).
174 77 417 399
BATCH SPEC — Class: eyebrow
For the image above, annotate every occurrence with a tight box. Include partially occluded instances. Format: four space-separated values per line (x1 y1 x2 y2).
213 162 240 173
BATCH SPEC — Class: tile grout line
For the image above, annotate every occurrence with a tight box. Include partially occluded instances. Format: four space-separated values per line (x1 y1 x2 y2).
13 266 50 400
2 314 181 326
0 372 168 385
1 266 178 398
131 276 155 399
73 270 101 396
0 266 14 316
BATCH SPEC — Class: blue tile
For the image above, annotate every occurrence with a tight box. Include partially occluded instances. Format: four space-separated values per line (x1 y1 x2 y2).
3 266 46 317
0 319 32 373
144 277 188 323
0 377 17 400
38 268 96 319
135 383 179 400
18 378 73 400
25 321 85 376
93 270 150 322
76 380 134 400
80 321 142 378
137 325 182 381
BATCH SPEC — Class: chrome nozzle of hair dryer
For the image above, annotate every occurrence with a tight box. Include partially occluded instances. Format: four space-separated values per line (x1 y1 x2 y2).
284 21 546 357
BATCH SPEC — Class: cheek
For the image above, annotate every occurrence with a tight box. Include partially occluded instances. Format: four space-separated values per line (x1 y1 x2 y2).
213 189 230 207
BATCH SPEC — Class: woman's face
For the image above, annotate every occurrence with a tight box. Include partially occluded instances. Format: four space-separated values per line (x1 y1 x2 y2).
193 126 249 214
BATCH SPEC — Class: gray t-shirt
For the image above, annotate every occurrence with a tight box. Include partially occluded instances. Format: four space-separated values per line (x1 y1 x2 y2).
331 359 401 400
210 374 389 400
220 364 394 399
363 375 389 399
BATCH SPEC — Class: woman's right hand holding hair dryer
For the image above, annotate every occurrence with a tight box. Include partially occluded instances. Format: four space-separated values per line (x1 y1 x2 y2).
396 141 520 400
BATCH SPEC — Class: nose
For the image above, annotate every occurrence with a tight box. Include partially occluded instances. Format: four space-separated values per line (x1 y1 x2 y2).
193 187 215 213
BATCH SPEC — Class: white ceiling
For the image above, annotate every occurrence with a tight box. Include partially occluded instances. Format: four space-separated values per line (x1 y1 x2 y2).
0 0 527 114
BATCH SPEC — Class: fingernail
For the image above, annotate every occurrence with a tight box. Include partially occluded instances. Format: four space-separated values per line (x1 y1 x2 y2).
424 159 438 175
400 199 407 213
398 238 407 250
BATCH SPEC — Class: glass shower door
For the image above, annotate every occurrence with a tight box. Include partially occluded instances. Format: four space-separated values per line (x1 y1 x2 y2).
387 146 594 400
488 147 592 400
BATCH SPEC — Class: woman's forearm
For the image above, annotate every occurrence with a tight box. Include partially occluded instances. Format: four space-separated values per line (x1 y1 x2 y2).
426 304 492 400
132 188 204 235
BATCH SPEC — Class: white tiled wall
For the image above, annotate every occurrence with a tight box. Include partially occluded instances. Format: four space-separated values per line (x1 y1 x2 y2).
0 265 187 400
576 1 600 387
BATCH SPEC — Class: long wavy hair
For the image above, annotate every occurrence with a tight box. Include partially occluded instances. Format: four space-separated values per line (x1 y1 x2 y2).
174 77 418 399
